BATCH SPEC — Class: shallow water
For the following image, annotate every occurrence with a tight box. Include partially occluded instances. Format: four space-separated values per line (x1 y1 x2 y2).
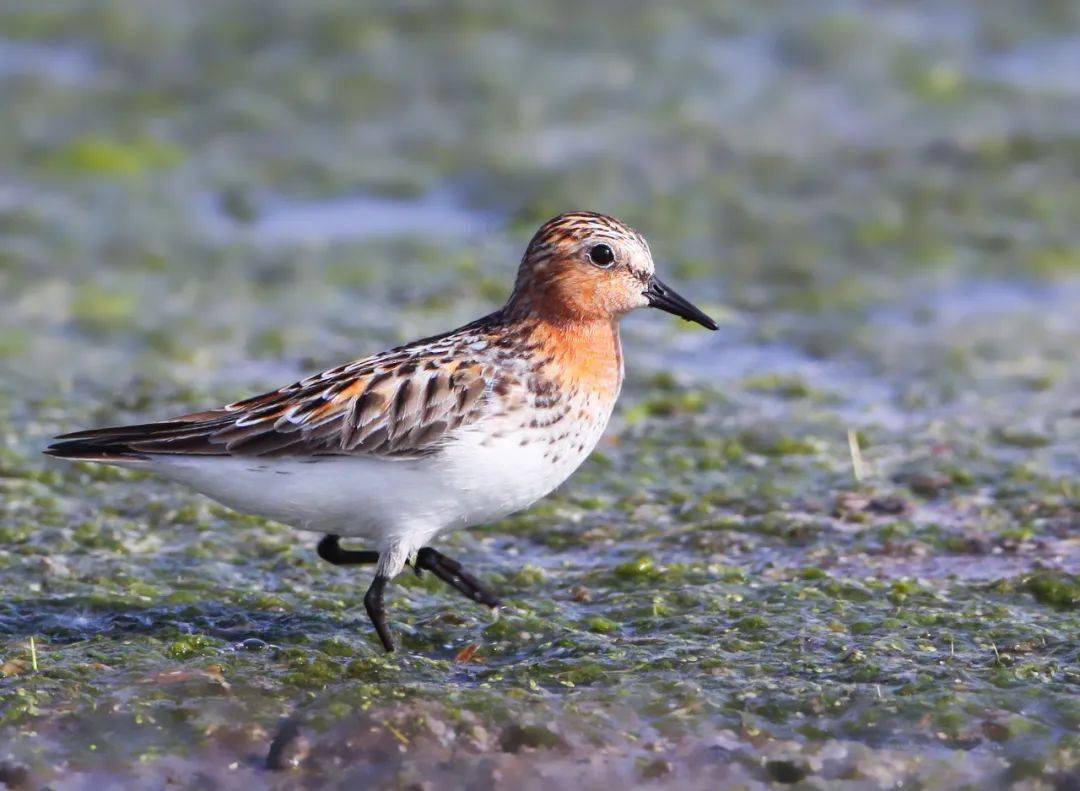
198 189 499 247
1 1 1078 788
0 37 95 84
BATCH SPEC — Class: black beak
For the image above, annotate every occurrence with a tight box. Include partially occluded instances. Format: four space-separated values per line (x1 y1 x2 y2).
644 277 719 330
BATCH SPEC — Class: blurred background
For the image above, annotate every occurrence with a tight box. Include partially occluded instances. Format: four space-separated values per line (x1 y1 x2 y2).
1 1 1077 787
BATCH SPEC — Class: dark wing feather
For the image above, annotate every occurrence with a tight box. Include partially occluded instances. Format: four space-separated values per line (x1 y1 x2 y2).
46 348 500 461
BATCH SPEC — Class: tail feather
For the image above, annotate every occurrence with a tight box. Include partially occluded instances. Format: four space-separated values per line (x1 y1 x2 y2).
44 411 231 462
43 439 150 462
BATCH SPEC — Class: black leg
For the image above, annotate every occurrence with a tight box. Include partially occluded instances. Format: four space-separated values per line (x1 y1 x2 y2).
415 547 501 608
317 537 497 651
364 575 394 652
319 536 391 650
317 534 379 566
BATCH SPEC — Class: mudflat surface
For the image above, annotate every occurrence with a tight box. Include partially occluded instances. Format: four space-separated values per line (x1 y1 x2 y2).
0 2 1077 788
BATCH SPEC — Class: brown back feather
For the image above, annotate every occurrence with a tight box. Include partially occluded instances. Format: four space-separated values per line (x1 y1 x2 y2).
46 316 510 461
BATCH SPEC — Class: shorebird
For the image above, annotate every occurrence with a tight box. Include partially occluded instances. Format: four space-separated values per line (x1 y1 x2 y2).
45 211 718 651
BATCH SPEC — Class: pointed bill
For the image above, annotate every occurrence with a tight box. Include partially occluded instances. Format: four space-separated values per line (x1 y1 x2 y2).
644 277 719 330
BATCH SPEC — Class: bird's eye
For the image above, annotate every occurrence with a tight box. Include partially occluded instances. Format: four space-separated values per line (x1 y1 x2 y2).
588 243 616 268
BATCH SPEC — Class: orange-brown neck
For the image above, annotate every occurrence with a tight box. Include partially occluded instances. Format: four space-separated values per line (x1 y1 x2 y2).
508 262 624 326
525 316 624 400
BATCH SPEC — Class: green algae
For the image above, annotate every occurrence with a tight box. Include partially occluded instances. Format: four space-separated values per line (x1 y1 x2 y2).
44 136 184 179
741 374 818 400
1025 574 1080 610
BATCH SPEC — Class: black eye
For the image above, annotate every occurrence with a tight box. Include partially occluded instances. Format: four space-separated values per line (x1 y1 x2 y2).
588 243 615 268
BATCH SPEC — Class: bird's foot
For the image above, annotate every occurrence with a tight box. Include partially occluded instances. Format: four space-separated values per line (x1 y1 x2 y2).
414 547 501 608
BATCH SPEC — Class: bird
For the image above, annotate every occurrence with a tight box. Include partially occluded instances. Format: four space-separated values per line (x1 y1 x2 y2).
44 211 718 651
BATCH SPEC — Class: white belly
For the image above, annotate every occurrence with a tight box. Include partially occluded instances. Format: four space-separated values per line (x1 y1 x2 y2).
145 416 605 547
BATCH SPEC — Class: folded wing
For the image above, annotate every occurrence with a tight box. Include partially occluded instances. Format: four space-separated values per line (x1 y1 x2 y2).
45 351 497 461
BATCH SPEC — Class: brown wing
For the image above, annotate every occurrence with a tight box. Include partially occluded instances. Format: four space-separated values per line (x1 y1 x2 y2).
46 349 498 461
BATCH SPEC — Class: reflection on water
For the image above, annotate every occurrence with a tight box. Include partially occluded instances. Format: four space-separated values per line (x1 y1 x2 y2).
978 37 1080 94
636 274 1080 435
0 38 95 84
641 328 904 427
879 276 1080 328
200 189 500 246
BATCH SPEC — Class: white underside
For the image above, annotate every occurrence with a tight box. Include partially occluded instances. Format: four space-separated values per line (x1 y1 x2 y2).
132 422 604 576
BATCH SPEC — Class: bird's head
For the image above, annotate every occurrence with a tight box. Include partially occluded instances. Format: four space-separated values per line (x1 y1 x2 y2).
508 211 717 330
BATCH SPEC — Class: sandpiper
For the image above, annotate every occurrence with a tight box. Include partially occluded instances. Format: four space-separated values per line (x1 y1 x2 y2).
45 211 717 651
